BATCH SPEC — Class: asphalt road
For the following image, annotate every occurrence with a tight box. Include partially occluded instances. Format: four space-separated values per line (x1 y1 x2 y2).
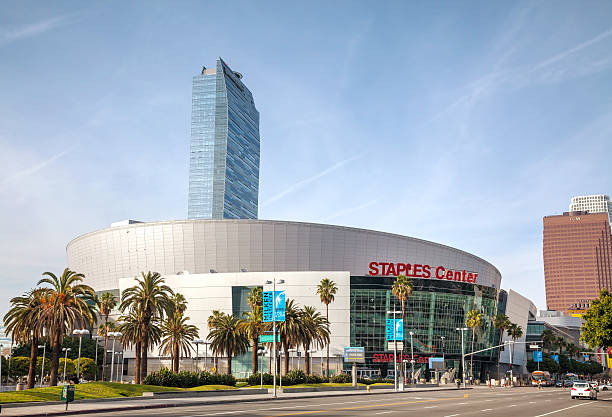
77 387 612 417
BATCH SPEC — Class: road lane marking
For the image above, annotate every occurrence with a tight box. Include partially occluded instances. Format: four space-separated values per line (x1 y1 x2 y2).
508 404 516 407
533 402 592 417
445 414 460 417
481 409 493 412
424 406 437 408
374 412 393 415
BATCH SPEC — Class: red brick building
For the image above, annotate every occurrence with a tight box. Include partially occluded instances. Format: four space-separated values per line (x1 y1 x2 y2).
543 211 612 312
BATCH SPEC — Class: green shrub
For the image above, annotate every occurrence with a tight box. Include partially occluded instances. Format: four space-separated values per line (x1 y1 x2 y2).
286 369 306 385
198 371 236 386
305 374 329 384
248 372 274 385
143 368 237 388
331 373 351 383
78 357 97 380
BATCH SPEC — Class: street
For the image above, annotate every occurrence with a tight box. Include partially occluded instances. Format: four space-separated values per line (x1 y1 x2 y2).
76 387 612 417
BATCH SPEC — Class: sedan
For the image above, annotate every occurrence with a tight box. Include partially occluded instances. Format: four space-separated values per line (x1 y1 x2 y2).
570 382 597 400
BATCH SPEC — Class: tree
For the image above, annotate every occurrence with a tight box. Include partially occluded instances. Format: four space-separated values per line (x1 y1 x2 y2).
238 306 264 375
37 268 97 386
506 323 523 376
207 310 226 373
247 287 263 311
581 289 612 350
391 275 413 382
465 309 482 380
207 314 249 375
97 291 117 381
541 329 555 354
492 313 510 380
316 278 337 377
277 299 301 375
4 289 46 388
299 306 330 375
159 293 199 372
120 271 174 383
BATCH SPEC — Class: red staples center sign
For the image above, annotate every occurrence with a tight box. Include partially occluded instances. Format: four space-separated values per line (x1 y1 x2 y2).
368 262 478 284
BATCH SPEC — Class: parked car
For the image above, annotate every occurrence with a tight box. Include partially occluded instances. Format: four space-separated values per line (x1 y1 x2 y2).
570 382 597 400
563 379 574 387
601 382 612 391
555 380 563 387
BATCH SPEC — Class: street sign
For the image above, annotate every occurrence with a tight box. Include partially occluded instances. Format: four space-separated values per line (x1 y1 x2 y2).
385 318 403 341
428 357 445 369
533 351 542 362
387 341 404 350
551 354 559 364
263 290 285 322
259 334 280 343
343 347 365 363
529 345 540 349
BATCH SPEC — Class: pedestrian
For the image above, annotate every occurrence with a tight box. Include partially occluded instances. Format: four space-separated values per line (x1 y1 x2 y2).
538 380 542 390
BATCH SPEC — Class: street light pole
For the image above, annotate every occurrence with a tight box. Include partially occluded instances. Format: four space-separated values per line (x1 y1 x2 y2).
194 340 204 372
62 348 71 384
266 279 285 398
456 327 468 388
387 310 401 392
73 329 90 382
409 331 415 385
38 345 46 387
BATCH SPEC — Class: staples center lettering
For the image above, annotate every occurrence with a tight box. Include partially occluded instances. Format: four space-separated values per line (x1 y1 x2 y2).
368 262 478 284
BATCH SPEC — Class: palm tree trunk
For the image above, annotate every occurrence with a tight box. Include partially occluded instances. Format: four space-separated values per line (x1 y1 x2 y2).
496 330 503 381
227 349 232 375
27 336 38 389
214 355 218 373
174 342 179 373
134 341 141 384
140 332 148 383
252 336 258 375
102 316 109 381
283 344 290 375
470 327 475 381
49 328 61 386
304 342 311 375
325 303 329 377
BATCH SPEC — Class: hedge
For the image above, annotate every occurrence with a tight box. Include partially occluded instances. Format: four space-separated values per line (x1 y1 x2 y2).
143 368 236 388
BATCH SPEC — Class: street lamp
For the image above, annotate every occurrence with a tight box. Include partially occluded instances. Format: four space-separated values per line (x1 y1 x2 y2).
409 331 415 386
115 352 123 382
107 331 122 382
257 347 266 389
456 328 468 388
265 278 285 398
387 310 402 392
440 336 446 384
92 336 103 381
194 340 205 372
62 348 71 384
0 343 3 392
38 344 46 387
73 329 90 381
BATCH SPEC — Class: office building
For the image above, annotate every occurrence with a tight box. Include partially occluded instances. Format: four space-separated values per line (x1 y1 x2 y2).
569 194 612 223
188 58 260 220
543 211 612 313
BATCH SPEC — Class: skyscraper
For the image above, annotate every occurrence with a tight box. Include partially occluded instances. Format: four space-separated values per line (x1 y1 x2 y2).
569 194 612 223
543 211 612 313
188 58 260 219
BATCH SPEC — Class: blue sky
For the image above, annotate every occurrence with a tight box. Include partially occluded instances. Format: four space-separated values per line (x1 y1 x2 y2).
1 1 612 312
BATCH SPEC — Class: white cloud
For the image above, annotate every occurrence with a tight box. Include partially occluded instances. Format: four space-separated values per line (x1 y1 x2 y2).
0 15 74 45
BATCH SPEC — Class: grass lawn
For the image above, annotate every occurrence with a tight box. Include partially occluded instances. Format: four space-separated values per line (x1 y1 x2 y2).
0 382 237 404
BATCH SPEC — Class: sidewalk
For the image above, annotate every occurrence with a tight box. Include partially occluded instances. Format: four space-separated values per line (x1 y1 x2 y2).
0 385 462 416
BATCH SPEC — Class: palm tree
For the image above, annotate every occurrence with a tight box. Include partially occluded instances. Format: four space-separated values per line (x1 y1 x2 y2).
492 313 510 380
207 310 226 373
391 275 413 382
118 309 162 384
466 309 483 381
37 268 97 386
316 278 337 377
4 289 46 389
247 287 263 311
277 299 301 375
238 306 264 375
541 329 555 354
159 314 199 372
97 291 117 381
120 271 174 383
506 323 523 377
207 314 249 375
299 306 330 375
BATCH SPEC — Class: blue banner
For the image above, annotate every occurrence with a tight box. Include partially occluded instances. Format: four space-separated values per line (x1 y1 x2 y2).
386 318 403 341
533 351 542 362
551 354 559 364
263 290 286 322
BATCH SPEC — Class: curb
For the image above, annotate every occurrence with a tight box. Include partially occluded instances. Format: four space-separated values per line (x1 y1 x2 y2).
7 387 468 417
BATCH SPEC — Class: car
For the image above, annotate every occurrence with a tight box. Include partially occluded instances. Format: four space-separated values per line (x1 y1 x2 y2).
555 380 563 387
601 383 612 391
564 379 574 387
570 382 597 400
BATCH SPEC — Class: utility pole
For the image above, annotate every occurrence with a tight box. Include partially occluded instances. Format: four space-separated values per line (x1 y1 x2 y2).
456 328 468 388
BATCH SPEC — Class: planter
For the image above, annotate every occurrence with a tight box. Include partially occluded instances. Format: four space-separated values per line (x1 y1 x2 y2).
16 383 26 391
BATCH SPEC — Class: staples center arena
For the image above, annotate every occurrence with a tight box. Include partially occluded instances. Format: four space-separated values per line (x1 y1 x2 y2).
67 219 503 380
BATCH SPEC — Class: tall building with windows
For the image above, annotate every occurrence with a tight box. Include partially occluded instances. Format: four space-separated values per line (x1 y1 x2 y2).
543 211 612 313
569 194 612 223
188 58 260 220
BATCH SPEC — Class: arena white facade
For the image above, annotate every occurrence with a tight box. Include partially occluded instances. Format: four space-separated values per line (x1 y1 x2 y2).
67 219 503 378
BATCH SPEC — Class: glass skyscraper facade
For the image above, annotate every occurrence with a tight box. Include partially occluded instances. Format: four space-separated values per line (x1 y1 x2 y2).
188 58 260 219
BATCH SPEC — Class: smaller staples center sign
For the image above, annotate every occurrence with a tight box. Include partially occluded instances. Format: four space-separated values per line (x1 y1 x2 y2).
368 262 478 284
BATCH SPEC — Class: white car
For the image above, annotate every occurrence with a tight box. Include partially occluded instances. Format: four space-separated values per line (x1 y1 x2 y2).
601 383 612 391
570 382 597 400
